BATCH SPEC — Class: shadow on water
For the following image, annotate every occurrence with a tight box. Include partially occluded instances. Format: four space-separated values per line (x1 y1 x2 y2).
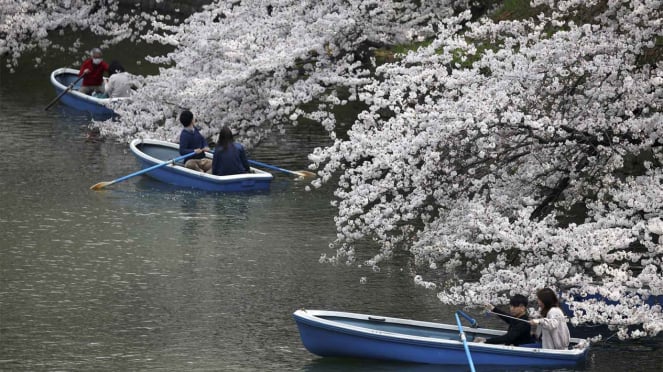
301 357 584 372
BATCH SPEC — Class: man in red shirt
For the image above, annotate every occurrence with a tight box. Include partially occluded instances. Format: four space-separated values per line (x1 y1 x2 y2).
78 48 109 95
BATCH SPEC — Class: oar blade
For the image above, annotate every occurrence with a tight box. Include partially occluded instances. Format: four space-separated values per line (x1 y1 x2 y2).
89 151 193 191
89 181 112 191
295 170 316 178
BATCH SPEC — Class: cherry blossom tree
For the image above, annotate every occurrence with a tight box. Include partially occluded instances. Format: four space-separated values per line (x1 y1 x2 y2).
97 0 466 144
310 0 663 339
0 0 160 71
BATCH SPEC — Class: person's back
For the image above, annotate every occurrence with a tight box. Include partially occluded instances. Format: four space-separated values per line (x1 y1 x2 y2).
179 112 207 158
178 110 212 172
106 72 132 97
534 305 570 349
531 288 571 350
106 61 133 98
212 127 250 176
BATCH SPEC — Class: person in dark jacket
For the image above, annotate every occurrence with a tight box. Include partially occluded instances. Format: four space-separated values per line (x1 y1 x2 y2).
211 126 250 176
476 294 533 346
178 110 212 172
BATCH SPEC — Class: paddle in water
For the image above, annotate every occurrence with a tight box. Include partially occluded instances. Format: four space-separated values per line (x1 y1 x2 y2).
248 160 315 178
90 152 195 190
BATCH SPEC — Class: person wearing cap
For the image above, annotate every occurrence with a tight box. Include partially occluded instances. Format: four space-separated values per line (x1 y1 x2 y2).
178 110 212 172
475 294 533 346
210 126 250 176
78 47 109 95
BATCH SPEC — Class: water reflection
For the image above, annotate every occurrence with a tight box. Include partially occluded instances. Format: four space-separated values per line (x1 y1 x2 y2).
302 358 582 372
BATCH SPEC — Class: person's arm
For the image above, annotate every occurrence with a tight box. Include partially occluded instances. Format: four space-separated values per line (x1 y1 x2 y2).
490 306 512 325
198 129 210 151
238 144 250 172
128 73 139 90
485 321 531 345
211 150 221 175
106 76 116 97
532 308 566 330
179 131 195 155
79 60 91 76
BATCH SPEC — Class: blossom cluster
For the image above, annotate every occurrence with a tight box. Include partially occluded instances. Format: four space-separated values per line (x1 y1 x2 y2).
95 0 466 144
0 0 170 70
309 0 662 338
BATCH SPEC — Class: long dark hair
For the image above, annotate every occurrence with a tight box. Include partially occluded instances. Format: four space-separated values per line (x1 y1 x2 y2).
217 126 235 152
536 288 560 317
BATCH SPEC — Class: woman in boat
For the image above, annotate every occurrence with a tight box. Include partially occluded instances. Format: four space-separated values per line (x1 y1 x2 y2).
477 294 532 346
530 288 570 349
211 126 250 176
105 60 134 98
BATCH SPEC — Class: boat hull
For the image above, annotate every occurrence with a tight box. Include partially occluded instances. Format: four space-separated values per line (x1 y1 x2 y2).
49 68 125 118
130 139 273 192
293 309 589 367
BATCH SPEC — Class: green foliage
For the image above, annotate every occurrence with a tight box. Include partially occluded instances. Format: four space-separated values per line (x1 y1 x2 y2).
372 1 660 70
491 0 543 21
637 36 662 67
373 40 431 65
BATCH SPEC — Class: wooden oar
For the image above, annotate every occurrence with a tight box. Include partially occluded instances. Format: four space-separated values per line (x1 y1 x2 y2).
45 71 87 111
248 160 315 178
90 152 195 190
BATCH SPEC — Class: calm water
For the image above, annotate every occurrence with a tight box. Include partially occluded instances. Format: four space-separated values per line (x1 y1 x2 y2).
1 42 661 372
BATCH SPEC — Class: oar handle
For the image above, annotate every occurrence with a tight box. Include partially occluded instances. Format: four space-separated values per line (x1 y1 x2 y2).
45 71 87 111
112 152 195 184
91 151 195 190
456 310 479 328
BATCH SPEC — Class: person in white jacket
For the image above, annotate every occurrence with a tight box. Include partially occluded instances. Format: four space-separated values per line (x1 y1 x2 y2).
530 288 570 349
105 61 135 98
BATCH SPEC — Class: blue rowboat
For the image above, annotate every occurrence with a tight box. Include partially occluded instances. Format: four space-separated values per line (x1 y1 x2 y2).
562 291 663 317
49 68 126 118
560 290 663 338
293 309 589 367
129 139 273 192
